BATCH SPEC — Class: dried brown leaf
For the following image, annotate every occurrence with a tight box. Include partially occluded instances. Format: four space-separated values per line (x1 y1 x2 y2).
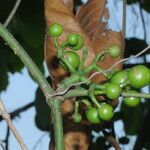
44 0 124 83
44 0 95 82
76 0 124 82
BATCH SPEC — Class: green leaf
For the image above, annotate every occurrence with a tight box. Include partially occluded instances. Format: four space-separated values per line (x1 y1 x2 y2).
0 0 16 23
125 38 148 58
0 65 9 92
126 0 138 5
11 0 45 49
118 136 129 144
89 137 107 150
142 0 150 12
34 77 52 131
0 41 24 73
121 102 143 135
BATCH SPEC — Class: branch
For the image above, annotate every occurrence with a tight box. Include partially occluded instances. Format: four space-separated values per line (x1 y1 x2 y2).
0 23 64 150
0 99 28 150
0 140 5 150
138 0 146 40
4 126 10 150
4 0 22 27
102 129 121 150
0 101 35 122
122 0 126 38
89 45 150 80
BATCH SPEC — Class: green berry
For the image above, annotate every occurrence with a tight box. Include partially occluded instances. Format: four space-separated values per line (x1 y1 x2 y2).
60 51 80 70
123 90 140 107
98 103 114 121
105 83 121 100
69 34 84 51
72 113 82 123
67 34 79 46
48 23 63 37
86 107 101 124
108 45 121 58
128 65 150 88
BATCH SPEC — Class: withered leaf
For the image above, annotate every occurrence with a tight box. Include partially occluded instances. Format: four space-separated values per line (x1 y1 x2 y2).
44 0 124 83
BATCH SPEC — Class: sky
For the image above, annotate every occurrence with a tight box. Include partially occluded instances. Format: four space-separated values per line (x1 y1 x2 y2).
0 0 150 150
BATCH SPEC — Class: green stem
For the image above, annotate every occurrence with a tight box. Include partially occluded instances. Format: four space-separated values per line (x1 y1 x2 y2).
74 101 79 114
59 74 80 88
89 90 101 108
83 64 96 74
63 89 88 99
78 48 88 70
80 99 92 108
94 90 105 95
51 100 64 150
0 23 64 150
53 38 76 73
122 92 150 99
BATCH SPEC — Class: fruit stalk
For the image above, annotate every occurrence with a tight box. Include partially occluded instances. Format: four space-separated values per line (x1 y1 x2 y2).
122 92 150 99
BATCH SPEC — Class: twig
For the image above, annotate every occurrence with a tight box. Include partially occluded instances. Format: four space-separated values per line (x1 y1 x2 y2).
51 45 150 97
122 0 126 38
0 101 35 122
4 126 10 150
0 140 5 150
0 23 64 150
4 0 22 27
0 99 29 150
89 45 150 79
102 129 121 150
32 133 47 150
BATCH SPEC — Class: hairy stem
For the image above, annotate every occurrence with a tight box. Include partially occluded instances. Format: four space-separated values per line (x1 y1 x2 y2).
0 23 64 150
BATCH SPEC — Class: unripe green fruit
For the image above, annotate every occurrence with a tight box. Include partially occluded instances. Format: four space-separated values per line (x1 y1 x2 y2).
86 107 101 124
108 45 121 58
60 51 80 70
128 65 150 88
48 23 63 37
67 34 79 46
72 113 82 123
98 103 114 121
111 70 128 87
69 34 84 51
105 83 121 100
123 90 140 107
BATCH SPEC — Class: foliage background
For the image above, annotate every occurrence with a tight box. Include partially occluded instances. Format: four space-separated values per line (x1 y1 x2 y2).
0 0 150 149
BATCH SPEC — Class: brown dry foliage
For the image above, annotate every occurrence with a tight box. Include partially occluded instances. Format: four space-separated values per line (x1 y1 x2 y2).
44 0 124 149
44 0 124 83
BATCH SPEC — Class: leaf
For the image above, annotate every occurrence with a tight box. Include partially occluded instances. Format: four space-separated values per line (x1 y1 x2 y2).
121 103 143 135
118 136 129 144
0 65 9 92
76 0 124 82
142 0 150 12
125 38 148 58
0 0 16 23
11 0 45 49
89 137 107 150
44 0 124 83
126 0 138 5
44 0 96 81
10 0 45 74
34 77 52 131
0 0 45 91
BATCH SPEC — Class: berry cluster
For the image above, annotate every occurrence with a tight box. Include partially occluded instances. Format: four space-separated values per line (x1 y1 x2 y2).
48 23 150 124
